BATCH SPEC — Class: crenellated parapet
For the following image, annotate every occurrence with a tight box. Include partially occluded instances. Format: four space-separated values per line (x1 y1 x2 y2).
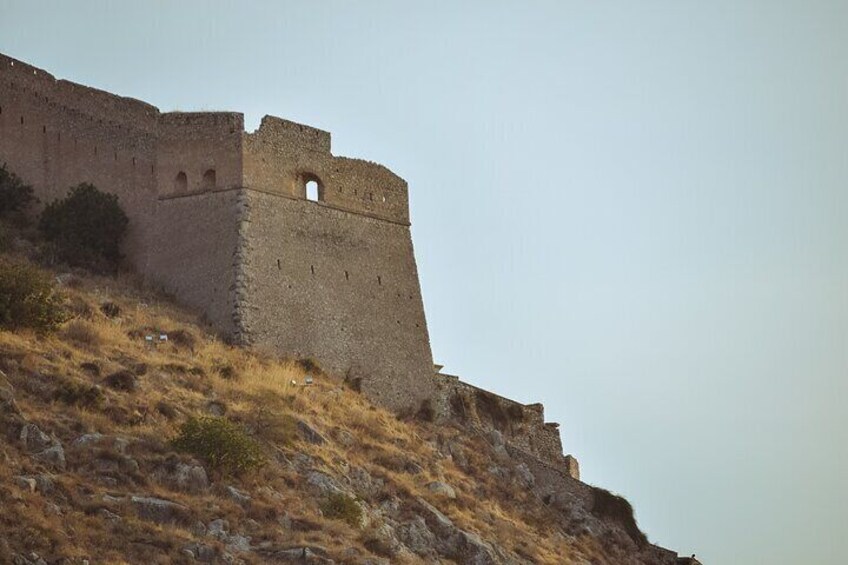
242 115 409 224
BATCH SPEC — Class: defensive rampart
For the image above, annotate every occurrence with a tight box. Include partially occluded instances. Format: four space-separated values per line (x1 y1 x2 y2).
0 52 434 412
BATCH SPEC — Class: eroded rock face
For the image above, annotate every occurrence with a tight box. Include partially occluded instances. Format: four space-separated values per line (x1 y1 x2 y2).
255 546 335 564
19 424 66 470
130 496 190 524
20 424 53 453
152 459 208 493
396 516 438 558
426 481 456 499
297 420 327 445
307 471 344 495
226 485 251 506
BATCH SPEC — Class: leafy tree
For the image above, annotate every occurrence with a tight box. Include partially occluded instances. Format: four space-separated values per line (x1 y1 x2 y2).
39 183 128 272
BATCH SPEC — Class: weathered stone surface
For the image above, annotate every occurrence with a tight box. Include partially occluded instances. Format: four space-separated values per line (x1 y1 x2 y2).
226 485 251 506
13 476 36 493
296 420 327 445
334 429 355 447
207 519 230 540
98 509 122 522
12 552 48 565
426 481 456 499
20 424 53 453
348 466 383 499
307 471 344 495
33 444 66 470
130 496 189 524
156 461 208 493
72 433 104 447
514 462 535 488
34 475 55 495
183 542 217 562
255 546 334 564
397 516 437 557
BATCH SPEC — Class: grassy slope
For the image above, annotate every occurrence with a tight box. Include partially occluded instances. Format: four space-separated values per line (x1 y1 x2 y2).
0 256 619 564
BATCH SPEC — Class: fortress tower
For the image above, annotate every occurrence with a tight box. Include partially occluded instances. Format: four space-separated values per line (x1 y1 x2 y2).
0 53 435 412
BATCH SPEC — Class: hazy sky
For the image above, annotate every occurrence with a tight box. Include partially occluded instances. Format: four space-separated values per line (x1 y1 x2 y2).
2 1 846 562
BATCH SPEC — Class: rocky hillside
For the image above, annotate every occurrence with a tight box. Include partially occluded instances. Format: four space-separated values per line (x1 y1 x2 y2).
0 244 672 564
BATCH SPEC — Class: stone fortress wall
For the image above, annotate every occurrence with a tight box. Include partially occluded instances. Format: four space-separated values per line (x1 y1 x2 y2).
0 51 571 473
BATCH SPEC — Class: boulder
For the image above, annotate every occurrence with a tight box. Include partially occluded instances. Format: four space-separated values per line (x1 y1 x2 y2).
34 444 66 471
155 461 208 493
255 546 334 564
348 466 383 499
14 476 36 493
397 516 438 557
297 420 327 445
226 485 251 506
183 542 217 562
514 463 535 488
98 509 122 522
426 481 456 499
20 424 53 453
130 496 190 524
307 471 344 495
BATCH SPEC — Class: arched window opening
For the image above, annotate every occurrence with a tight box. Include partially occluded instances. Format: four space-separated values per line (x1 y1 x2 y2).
306 180 320 202
202 169 216 190
175 171 188 193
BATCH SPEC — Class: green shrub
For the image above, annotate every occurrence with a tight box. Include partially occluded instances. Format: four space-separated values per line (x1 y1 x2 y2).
320 492 363 527
0 163 35 216
171 416 264 475
38 183 128 272
0 260 67 332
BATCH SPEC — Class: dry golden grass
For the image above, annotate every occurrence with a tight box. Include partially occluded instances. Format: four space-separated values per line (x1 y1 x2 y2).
0 253 603 564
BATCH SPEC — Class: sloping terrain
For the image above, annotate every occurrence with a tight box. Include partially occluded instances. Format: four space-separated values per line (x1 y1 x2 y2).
0 245 665 564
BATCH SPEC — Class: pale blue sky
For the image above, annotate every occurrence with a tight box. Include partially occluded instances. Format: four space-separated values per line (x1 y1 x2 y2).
2 1 846 562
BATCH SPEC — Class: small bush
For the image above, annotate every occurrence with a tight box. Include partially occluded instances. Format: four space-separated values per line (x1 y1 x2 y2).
104 369 137 392
38 183 128 272
0 260 67 332
297 357 321 374
0 163 35 216
100 301 121 318
320 492 363 527
167 329 197 351
171 416 264 475
54 380 104 409
62 319 105 348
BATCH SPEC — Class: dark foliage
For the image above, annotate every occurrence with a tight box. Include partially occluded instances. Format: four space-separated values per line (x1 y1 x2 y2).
104 370 137 392
38 183 128 272
100 301 121 319
297 357 322 374
0 163 35 216
590 487 648 547
54 380 104 409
